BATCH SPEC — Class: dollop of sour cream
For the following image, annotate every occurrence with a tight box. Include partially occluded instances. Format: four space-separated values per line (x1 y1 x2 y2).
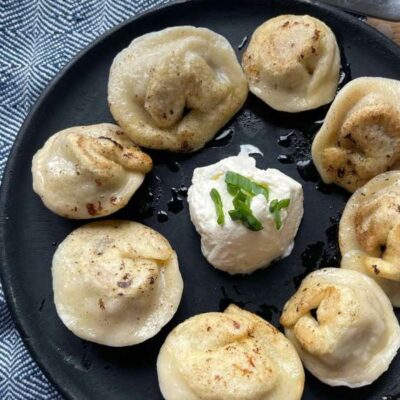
188 155 304 274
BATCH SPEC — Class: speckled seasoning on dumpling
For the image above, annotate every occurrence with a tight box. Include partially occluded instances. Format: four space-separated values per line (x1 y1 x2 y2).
52 220 183 346
157 304 304 400
108 26 248 152
312 77 400 192
281 268 400 387
32 123 152 219
242 15 340 112
340 171 400 306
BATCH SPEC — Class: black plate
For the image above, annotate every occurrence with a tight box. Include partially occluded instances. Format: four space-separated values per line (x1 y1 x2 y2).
1 0 400 399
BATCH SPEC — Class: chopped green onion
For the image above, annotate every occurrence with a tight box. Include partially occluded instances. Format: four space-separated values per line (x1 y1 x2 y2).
269 198 290 230
277 198 290 209
225 171 269 202
271 209 282 230
244 213 263 231
228 209 242 221
210 188 225 225
229 191 263 231
224 171 267 231
226 183 239 196
228 208 263 231
232 189 252 208
269 199 278 212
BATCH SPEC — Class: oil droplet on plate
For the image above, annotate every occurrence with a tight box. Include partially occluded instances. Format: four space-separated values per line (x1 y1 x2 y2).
157 211 169 223
296 159 319 182
166 160 180 172
293 242 324 287
238 36 248 50
257 304 280 322
167 188 184 214
206 128 234 148
178 185 188 197
219 286 249 312
277 154 293 164
277 132 293 147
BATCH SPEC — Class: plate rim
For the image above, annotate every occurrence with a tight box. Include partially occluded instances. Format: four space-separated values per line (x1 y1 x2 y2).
1 0 400 399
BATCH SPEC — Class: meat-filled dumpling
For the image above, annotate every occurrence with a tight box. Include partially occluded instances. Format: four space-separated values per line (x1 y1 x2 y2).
312 77 400 192
157 304 304 400
52 221 183 346
32 123 152 219
280 268 400 387
340 171 400 306
108 26 248 152
242 15 340 112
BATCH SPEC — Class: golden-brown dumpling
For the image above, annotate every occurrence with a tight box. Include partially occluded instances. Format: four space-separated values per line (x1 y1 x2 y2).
340 171 400 306
242 15 340 112
312 77 400 192
52 220 183 346
281 268 400 387
108 26 248 152
157 304 304 400
32 123 152 219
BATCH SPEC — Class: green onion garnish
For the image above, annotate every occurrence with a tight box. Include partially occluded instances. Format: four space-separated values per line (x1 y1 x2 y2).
228 208 263 231
224 172 265 231
225 171 269 202
210 188 225 225
269 198 290 230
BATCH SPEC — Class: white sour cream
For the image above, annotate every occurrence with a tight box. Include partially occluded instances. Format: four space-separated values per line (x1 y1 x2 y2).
188 155 304 274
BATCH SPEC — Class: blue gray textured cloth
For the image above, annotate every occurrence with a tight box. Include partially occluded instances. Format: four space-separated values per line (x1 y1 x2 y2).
0 1 169 398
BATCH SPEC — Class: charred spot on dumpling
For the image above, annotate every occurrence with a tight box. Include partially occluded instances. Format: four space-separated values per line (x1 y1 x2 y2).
32 123 152 219
86 202 99 216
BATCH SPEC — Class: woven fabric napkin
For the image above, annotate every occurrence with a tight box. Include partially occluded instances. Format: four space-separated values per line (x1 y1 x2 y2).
0 1 169 398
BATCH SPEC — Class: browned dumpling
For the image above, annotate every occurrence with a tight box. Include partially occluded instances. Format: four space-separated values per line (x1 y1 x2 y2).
108 26 248 152
52 220 183 346
157 305 304 400
312 77 400 192
32 123 152 218
340 171 400 306
242 15 340 112
281 268 400 387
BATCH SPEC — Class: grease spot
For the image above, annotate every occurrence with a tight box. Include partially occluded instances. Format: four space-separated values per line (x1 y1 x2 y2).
157 210 169 222
206 128 234 148
238 36 248 50
167 188 184 214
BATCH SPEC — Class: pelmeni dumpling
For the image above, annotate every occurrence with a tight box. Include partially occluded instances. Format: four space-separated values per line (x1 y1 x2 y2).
312 77 400 192
108 26 248 152
340 171 400 306
280 268 400 387
52 220 183 346
242 15 340 112
32 123 152 219
157 304 304 400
